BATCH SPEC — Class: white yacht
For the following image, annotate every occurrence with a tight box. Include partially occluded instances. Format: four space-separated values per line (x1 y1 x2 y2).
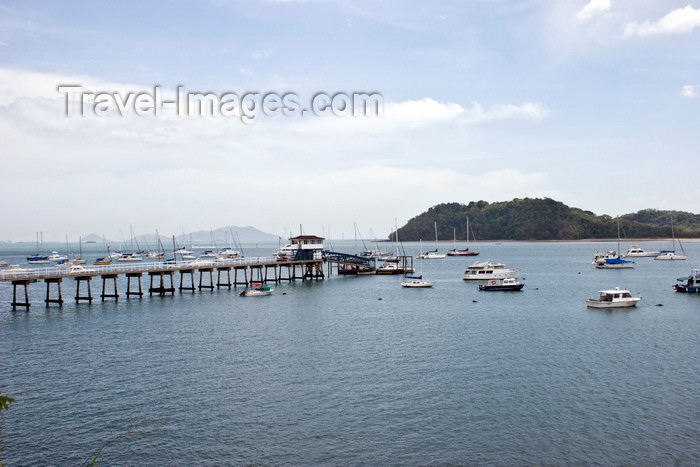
462 261 519 281
48 251 69 262
622 245 660 258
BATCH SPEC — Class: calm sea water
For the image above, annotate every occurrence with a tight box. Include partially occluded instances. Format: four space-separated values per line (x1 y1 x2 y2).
0 240 698 465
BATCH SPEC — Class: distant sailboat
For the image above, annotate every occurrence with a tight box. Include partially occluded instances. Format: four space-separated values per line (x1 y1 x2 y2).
419 222 446 259
655 223 687 260
594 219 635 269
402 240 434 287
447 217 479 256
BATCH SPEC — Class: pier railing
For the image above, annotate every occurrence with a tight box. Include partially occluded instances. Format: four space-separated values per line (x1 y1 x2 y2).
0 256 295 281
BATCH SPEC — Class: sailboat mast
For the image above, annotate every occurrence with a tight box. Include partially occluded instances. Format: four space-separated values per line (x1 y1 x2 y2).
434 221 439 250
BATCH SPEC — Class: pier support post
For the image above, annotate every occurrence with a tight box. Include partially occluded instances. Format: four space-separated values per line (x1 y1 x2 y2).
198 268 214 290
12 279 33 310
45 278 64 307
149 271 175 296
234 266 248 287
216 267 232 288
179 269 195 292
126 272 143 298
75 276 93 303
264 264 278 283
279 264 293 282
100 274 119 301
250 265 264 284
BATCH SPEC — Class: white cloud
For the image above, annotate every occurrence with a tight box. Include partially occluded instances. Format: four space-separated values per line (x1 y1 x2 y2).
575 0 612 23
625 5 700 37
0 67 555 240
682 84 699 98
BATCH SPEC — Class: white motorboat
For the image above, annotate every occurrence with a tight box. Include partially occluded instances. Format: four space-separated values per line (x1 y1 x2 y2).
586 287 641 308
462 261 519 281
67 264 95 275
218 247 241 259
240 283 273 296
0 264 33 275
622 245 660 258
478 277 525 291
49 251 68 262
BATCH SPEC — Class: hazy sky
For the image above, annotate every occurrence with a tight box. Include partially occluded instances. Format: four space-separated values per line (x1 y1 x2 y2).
1 0 698 241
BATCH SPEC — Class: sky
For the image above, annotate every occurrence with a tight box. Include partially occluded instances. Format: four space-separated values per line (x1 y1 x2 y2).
0 0 699 241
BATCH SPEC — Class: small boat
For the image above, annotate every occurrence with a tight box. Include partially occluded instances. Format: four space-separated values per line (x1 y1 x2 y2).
27 255 50 264
93 257 111 265
418 222 446 259
67 264 95 275
446 221 479 256
592 250 619 264
595 257 635 269
594 218 635 267
48 251 69 262
622 245 660 258
586 287 641 308
376 261 413 275
401 275 433 288
0 260 8 267
462 261 519 280
654 223 687 260
27 232 50 263
0 264 33 275
655 251 687 261
478 277 524 291
674 269 700 293
240 283 273 296
446 248 478 257
117 253 144 262
418 249 446 259
338 263 376 275
218 247 241 259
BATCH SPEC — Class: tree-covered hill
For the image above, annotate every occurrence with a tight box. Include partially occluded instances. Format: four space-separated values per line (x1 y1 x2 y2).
393 198 700 241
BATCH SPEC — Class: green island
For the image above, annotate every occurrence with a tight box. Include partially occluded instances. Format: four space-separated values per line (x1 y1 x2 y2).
393 198 700 241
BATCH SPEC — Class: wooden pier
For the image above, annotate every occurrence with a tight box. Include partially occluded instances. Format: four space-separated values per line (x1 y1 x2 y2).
0 257 325 310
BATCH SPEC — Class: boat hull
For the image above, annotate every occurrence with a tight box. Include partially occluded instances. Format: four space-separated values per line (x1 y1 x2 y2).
479 284 524 291
586 299 640 308
401 280 433 288
446 251 479 256
654 254 687 260
240 290 273 296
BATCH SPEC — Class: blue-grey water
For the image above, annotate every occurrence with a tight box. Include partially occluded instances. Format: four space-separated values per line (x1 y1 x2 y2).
1 240 698 465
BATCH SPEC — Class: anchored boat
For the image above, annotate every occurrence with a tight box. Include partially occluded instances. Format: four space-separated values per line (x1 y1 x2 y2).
675 269 700 293
240 283 273 296
586 287 641 308
462 261 519 281
478 277 524 291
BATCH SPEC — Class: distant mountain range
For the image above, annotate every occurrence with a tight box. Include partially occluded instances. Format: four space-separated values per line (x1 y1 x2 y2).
81 226 280 247
393 198 700 241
